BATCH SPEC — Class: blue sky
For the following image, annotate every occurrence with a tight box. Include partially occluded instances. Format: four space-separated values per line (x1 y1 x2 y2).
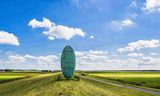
0 0 160 70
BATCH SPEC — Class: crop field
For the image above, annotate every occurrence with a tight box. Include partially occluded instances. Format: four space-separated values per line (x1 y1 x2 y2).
87 71 160 90
0 72 42 83
0 72 159 96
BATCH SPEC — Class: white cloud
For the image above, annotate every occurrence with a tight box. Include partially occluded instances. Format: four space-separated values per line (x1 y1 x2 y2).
1 50 160 70
128 53 144 57
89 35 94 39
43 25 86 40
7 54 26 64
9 54 59 70
0 31 20 46
143 0 160 12
75 50 160 70
149 52 159 56
29 17 86 40
141 56 160 64
110 19 135 31
28 17 52 29
76 50 108 61
118 39 160 53
75 50 110 70
24 54 58 64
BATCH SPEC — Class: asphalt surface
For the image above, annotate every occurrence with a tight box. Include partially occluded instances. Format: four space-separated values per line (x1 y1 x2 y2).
80 76 160 95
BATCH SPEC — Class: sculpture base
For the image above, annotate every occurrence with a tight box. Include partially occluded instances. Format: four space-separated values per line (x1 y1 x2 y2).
57 74 80 81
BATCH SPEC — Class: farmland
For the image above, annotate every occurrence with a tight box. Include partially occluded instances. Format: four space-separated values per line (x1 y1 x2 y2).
0 72 159 96
0 72 42 83
87 71 160 90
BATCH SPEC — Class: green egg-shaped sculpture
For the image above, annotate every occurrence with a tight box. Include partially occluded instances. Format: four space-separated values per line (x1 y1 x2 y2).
61 45 76 79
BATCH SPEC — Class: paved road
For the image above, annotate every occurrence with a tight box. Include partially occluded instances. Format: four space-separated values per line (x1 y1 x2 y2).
80 76 160 95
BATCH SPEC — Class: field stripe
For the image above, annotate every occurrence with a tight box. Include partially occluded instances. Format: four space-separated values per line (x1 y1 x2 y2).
80 76 160 95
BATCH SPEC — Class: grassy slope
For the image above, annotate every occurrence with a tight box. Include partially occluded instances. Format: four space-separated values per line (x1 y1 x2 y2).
0 73 158 96
82 78 157 96
105 77 160 89
87 71 160 90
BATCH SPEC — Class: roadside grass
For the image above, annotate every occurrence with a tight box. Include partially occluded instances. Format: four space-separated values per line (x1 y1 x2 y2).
104 77 160 89
82 77 157 96
84 71 160 74
86 71 160 90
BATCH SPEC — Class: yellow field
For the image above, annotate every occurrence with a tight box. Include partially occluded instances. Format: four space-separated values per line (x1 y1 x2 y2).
0 76 25 79
89 74 160 78
88 72 160 90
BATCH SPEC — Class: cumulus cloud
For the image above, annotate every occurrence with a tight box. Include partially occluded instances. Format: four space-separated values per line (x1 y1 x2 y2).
7 54 26 64
4 52 59 70
75 50 110 70
75 50 160 70
28 17 86 40
128 53 144 57
141 56 160 64
76 50 108 61
0 31 20 46
28 18 52 29
118 39 160 53
143 0 160 12
2 50 109 70
110 19 135 31
24 54 58 67
1 50 160 70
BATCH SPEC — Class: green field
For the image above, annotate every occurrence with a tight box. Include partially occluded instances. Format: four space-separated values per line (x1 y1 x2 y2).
0 72 159 96
87 71 160 90
0 72 42 83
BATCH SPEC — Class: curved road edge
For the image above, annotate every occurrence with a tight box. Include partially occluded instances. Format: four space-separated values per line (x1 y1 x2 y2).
79 76 160 95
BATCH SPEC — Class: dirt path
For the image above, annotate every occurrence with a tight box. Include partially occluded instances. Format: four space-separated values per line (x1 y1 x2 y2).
80 76 160 95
